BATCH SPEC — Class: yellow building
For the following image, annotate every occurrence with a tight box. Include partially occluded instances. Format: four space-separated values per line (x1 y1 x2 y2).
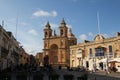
35 52 43 66
70 33 120 72
43 19 77 67
19 47 29 65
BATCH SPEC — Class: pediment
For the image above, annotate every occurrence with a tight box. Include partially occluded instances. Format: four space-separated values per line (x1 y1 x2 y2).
94 34 105 41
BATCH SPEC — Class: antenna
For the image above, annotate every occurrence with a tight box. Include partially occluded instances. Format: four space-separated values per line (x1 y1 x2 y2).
15 12 19 39
97 11 100 34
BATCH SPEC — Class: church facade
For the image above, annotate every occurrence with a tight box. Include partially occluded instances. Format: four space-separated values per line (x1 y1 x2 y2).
43 19 77 67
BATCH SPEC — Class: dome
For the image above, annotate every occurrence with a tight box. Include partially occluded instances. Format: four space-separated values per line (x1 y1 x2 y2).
67 28 76 39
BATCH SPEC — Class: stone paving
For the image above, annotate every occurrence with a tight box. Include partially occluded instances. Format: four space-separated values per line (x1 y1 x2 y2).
0 69 120 80
88 71 120 80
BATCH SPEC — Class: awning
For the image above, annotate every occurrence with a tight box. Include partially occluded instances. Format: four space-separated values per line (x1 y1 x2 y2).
96 58 107 63
96 58 113 63
109 58 120 63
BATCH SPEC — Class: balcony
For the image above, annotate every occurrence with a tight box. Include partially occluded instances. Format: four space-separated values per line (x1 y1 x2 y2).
1 46 9 53
95 52 104 56
76 50 83 58
1 47 9 58
76 54 82 58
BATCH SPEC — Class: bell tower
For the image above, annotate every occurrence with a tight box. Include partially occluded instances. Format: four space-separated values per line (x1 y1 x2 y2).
59 18 68 37
44 21 52 38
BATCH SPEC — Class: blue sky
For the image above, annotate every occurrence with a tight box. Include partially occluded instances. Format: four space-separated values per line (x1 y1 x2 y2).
0 0 120 55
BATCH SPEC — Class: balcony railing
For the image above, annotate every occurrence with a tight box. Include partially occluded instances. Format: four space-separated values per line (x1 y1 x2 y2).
95 52 104 56
1 46 9 54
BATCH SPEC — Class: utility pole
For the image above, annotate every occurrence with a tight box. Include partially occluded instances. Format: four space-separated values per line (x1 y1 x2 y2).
15 12 19 39
97 11 101 34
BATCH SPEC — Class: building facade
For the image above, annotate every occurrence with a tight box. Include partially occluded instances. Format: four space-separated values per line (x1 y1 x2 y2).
19 47 29 65
43 19 77 67
70 33 120 72
35 52 43 66
0 25 20 70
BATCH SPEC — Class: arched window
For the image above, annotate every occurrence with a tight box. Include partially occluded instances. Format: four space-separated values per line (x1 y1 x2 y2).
53 45 58 51
60 30 63 36
45 32 48 37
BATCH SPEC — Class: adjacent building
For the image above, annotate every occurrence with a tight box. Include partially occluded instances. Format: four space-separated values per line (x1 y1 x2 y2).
35 52 43 66
43 19 77 67
0 25 20 70
19 47 29 65
70 33 120 72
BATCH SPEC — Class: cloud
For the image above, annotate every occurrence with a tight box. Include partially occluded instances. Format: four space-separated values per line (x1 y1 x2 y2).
18 30 43 55
79 34 87 41
33 10 57 17
22 43 43 56
67 24 72 28
5 18 43 55
50 23 59 29
24 46 42 55
28 29 38 36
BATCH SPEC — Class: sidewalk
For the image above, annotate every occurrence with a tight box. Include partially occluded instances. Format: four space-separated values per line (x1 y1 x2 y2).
90 71 120 78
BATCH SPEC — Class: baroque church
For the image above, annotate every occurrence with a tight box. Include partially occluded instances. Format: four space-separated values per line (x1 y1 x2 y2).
43 19 77 67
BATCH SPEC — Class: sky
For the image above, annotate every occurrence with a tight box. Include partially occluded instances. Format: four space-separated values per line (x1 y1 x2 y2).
0 0 120 55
